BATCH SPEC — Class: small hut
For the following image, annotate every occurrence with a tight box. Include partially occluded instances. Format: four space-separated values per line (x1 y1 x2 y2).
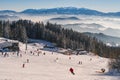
0 42 19 52
63 49 73 55
75 49 87 55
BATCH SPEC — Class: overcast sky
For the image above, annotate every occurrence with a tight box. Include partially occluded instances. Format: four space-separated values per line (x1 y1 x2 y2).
0 0 120 12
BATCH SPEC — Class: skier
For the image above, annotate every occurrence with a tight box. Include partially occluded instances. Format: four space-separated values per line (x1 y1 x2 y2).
101 68 105 73
30 51 32 54
69 57 71 60
56 57 58 60
22 63 25 68
4 53 7 57
43 52 46 55
69 68 75 75
78 61 81 64
33 53 35 55
54 57 59 62
27 59 29 63
12 52 15 55
37 49 39 51
2 51 3 55
52 52 53 54
37 52 40 56
20 54 22 57
90 58 92 61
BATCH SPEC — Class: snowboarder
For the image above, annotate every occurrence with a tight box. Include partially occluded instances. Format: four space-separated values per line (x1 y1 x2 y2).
69 68 75 75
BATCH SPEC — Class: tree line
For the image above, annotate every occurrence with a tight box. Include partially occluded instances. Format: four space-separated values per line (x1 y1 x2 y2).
0 20 120 59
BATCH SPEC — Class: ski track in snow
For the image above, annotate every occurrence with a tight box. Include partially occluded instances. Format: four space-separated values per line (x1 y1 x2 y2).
0 38 120 80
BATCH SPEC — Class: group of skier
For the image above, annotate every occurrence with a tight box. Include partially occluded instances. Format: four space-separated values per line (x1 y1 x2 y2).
2 47 104 75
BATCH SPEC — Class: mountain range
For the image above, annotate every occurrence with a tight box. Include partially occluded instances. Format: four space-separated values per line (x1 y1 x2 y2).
21 7 120 16
0 7 120 16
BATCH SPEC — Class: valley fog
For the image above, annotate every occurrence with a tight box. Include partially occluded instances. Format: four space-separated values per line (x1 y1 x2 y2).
17 14 120 37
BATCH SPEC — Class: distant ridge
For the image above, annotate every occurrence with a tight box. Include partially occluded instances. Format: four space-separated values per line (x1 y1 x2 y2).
21 7 104 15
0 7 120 16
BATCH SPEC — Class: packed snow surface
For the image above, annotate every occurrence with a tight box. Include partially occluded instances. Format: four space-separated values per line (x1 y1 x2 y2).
0 38 120 80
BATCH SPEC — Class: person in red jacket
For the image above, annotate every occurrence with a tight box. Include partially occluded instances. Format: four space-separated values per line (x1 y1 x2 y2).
69 68 75 75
